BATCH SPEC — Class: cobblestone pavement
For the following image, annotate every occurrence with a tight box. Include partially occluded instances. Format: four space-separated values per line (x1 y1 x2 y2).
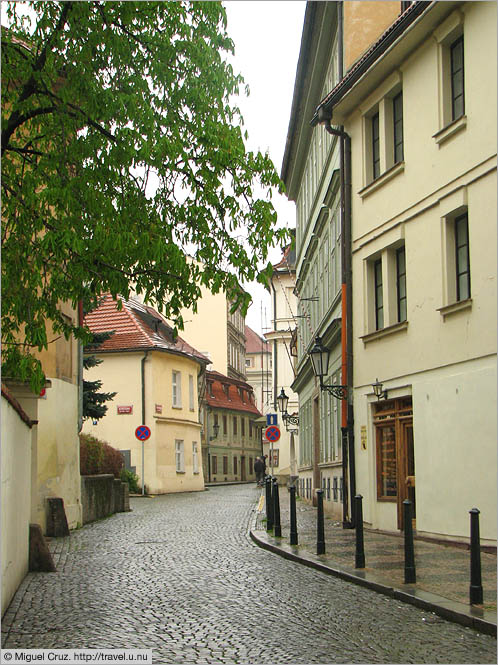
2 485 496 664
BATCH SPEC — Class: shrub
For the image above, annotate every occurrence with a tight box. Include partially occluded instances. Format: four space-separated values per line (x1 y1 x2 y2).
79 433 124 478
120 468 140 494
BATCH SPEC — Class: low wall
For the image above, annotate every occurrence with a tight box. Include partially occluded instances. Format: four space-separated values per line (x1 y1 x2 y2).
81 475 130 525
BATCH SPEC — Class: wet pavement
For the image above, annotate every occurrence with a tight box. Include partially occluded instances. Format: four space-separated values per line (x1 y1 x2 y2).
2 484 497 663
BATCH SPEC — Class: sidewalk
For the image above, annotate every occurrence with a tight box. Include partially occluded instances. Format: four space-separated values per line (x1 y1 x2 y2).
250 487 497 637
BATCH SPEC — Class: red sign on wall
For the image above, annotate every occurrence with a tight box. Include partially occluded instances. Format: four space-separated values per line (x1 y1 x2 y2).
155 404 163 414
117 405 133 414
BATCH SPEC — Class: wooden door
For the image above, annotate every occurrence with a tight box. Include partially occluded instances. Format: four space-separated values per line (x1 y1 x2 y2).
397 419 415 530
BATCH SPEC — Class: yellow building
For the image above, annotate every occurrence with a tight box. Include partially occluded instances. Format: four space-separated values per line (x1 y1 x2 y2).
313 1 497 543
83 295 210 494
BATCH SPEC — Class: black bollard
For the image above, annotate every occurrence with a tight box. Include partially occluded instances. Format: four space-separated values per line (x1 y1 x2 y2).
403 499 416 583
265 476 273 531
316 489 325 555
273 478 282 538
469 508 483 605
355 495 365 568
289 485 298 546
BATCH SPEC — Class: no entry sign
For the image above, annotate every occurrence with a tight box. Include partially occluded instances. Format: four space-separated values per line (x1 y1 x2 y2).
265 425 281 442
135 425 151 441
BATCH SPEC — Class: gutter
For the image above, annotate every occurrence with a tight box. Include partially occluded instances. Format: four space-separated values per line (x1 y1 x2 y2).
140 350 149 496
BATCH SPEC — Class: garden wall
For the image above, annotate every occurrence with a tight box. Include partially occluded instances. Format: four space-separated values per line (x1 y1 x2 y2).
81 475 130 525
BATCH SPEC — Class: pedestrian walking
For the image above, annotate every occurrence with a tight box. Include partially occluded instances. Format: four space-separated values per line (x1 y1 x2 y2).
254 456 265 487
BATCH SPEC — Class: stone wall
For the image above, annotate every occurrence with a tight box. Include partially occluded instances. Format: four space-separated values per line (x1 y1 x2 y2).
81 475 130 525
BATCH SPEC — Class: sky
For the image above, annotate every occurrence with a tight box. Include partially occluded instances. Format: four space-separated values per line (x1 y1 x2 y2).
223 1 306 336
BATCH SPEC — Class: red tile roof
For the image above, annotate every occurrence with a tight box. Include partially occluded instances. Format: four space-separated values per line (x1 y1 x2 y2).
245 325 270 354
205 370 261 416
84 294 210 365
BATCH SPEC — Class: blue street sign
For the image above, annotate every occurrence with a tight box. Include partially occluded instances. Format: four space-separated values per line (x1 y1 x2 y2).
135 425 151 441
265 425 281 442
266 414 277 426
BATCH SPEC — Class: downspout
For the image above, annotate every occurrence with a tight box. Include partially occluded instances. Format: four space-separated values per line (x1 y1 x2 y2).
77 300 84 433
271 280 278 410
319 114 356 528
141 350 149 495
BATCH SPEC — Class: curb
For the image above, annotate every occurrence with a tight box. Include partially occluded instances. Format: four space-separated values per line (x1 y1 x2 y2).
250 528 497 637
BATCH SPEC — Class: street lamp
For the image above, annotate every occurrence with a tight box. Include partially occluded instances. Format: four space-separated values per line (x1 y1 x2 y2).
276 387 299 428
309 336 348 400
372 378 388 401
210 422 220 440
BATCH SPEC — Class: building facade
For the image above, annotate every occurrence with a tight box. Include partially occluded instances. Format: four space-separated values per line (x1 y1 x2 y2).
244 324 272 414
281 2 349 519
202 370 262 484
265 244 300 484
83 295 210 495
312 0 497 543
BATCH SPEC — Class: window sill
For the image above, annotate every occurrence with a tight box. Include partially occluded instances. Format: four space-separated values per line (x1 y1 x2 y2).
172 405 182 410
176 470 186 474
360 320 409 344
358 162 405 199
377 496 397 503
437 298 472 319
433 115 467 146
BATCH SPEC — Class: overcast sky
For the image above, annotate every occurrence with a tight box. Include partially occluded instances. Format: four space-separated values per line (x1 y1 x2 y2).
224 1 306 336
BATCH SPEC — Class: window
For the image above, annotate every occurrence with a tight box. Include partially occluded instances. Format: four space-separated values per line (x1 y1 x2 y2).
189 375 194 411
365 241 409 337
455 213 470 301
372 112 380 180
233 456 237 474
246 358 251 367
396 247 407 322
212 455 217 474
175 440 185 472
374 259 384 330
233 416 238 435
172 371 182 408
361 73 404 190
433 12 466 142
249 420 253 438
450 36 464 121
241 418 245 437
223 415 227 435
192 442 199 474
223 456 228 475
249 457 253 475
393 92 404 164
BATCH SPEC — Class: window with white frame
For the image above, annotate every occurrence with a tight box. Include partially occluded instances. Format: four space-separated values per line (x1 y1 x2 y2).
192 441 199 474
189 374 195 411
362 75 404 187
175 440 185 472
433 11 466 142
172 371 182 408
440 205 471 309
365 241 408 334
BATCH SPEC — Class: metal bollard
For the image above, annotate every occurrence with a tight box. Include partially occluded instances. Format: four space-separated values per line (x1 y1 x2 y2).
355 495 365 568
469 508 483 605
403 499 416 583
273 478 282 538
265 476 273 532
289 485 298 546
316 489 325 555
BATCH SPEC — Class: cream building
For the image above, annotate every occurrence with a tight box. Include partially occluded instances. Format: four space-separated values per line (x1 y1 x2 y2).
265 244 300 484
83 295 210 495
312 1 497 543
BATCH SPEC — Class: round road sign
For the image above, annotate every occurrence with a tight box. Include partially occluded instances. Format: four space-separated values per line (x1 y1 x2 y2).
265 425 281 442
135 425 151 441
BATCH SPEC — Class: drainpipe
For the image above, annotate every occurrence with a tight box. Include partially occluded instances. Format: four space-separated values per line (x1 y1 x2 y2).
271 280 278 411
318 112 356 528
77 301 84 433
141 351 149 495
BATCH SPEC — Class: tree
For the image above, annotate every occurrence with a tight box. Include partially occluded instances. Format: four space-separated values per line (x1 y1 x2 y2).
2 1 288 392
82 330 117 422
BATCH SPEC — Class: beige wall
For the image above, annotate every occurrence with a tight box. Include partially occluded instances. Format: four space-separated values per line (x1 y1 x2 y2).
343 1 400 70
344 1 497 540
177 285 228 376
83 350 204 494
36 379 82 530
1 398 32 613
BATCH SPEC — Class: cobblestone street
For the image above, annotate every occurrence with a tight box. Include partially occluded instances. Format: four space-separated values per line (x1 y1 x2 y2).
2 485 496 664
